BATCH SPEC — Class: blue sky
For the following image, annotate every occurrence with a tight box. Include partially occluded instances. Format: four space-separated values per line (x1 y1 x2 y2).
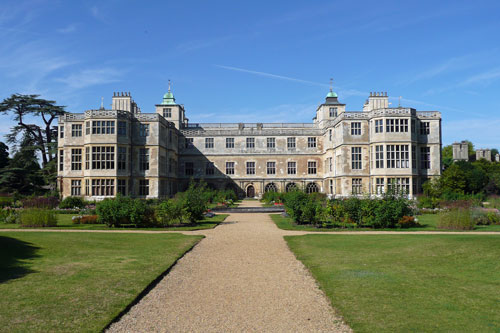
1 0 500 148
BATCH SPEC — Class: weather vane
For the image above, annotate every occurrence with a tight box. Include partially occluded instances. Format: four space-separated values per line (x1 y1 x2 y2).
329 78 333 92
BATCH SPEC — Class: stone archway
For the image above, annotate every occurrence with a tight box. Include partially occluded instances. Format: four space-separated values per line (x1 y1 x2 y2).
264 183 278 193
246 185 255 198
286 182 298 192
306 183 319 194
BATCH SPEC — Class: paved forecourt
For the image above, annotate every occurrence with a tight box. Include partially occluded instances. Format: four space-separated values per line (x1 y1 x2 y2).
107 200 351 332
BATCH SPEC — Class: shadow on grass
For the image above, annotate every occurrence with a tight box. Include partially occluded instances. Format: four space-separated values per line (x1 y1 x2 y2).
0 236 40 283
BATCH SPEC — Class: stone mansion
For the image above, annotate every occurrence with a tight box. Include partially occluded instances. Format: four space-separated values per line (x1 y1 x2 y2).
57 87 442 199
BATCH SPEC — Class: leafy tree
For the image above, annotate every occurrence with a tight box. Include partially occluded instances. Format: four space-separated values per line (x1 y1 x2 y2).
0 94 65 167
440 163 467 194
0 141 9 169
491 148 499 159
442 145 453 169
176 180 208 223
0 142 44 194
465 140 475 160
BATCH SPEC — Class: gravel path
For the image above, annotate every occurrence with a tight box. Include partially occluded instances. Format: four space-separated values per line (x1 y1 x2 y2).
106 200 351 333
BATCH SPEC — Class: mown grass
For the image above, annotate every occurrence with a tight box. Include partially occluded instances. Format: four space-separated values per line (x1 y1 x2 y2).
286 234 500 332
0 213 228 231
271 213 500 232
0 231 202 332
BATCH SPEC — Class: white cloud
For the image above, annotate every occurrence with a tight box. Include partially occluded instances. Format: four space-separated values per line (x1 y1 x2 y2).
0 39 76 94
461 67 500 86
214 64 329 88
404 56 470 85
55 68 123 89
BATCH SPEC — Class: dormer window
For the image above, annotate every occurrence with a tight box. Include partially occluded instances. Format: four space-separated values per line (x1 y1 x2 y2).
329 107 338 117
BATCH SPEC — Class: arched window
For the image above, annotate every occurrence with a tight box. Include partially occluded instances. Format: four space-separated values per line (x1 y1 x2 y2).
264 183 278 192
286 182 298 192
306 183 318 194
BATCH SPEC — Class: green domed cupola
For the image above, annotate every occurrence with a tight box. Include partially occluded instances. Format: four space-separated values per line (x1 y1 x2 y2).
326 90 338 98
324 77 343 105
161 80 176 105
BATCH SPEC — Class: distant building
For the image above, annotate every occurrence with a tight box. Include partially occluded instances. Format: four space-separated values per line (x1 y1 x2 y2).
476 149 492 161
57 88 442 199
452 141 469 161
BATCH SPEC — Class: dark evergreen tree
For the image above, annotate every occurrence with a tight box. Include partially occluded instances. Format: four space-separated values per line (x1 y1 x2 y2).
0 141 9 170
0 137 44 194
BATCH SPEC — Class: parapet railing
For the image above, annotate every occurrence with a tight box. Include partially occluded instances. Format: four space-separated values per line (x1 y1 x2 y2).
185 122 315 129
60 111 176 127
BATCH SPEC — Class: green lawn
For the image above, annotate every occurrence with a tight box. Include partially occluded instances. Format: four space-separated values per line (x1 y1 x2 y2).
271 213 500 232
0 213 228 231
286 234 500 332
0 231 202 332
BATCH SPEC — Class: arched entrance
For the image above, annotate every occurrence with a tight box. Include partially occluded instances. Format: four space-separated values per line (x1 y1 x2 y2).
286 182 298 192
264 183 278 192
246 185 255 198
306 183 319 194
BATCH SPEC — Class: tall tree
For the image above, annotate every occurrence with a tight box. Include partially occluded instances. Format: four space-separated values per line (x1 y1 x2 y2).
0 141 8 169
0 94 66 167
442 144 453 169
0 139 44 194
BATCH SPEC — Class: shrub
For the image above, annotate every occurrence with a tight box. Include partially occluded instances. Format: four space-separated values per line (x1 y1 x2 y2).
201 188 217 204
324 196 413 229
214 189 238 204
96 196 132 227
342 197 362 225
302 197 323 226
0 196 14 208
416 195 441 209
19 209 57 227
437 208 476 230
129 199 154 227
177 181 208 224
156 199 186 226
283 191 309 224
72 215 99 224
96 196 154 227
22 196 59 209
60 197 86 209
397 216 419 228
487 196 500 209
0 209 19 224
473 210 500 225
262 191 284 204
309 192 327 202
487 212 500 225
282 191 326 225
223 189 238 202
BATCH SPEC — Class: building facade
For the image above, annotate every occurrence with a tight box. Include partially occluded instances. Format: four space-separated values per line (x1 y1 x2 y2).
57 88 442 199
